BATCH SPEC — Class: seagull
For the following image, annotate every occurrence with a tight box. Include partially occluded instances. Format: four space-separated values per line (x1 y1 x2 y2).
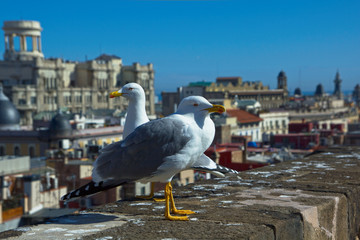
110 83 236 199
110 82 149 139
61 96 235 220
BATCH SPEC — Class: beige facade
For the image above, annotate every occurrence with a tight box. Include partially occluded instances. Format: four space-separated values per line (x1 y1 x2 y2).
207 77 269 92
259 111 289 142
162 75 287 116
0 20 155 125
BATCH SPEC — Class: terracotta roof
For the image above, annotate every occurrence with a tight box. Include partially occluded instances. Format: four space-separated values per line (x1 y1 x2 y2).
226 109 263 124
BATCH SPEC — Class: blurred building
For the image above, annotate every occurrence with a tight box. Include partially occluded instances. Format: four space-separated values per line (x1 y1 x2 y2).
0 155 69 232
162 72 288 116
333 71 343 99
225 109 263 142
0 20 155 126
353 84 360 106
259 111 289 143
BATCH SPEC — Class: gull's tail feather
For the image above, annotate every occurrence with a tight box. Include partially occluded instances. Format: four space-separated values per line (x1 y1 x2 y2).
192 164 239 176
61 180 127 202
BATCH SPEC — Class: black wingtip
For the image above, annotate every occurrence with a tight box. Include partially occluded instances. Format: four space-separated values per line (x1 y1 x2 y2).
192 164 239 175
61 181 105 201
215 164 239 174
61 180 127 202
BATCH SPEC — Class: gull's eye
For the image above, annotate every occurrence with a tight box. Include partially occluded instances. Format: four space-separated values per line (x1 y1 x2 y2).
128 87 133 91
193 103 199 107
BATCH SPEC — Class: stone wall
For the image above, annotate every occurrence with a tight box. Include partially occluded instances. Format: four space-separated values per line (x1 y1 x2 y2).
2 146 360 239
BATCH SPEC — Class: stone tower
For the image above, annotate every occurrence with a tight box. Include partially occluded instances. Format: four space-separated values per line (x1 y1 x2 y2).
315 84 325 97
353 84 360 106
333 71 343 99
2 20 43 61
277 70 287 91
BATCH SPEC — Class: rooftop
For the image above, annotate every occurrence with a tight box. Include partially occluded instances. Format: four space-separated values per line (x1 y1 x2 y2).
226 109 263 123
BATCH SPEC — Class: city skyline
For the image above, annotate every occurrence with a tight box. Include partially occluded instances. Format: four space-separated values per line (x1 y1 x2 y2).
0 0 359 95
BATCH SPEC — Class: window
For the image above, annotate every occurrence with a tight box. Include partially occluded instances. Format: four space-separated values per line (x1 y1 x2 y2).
0 145 4 156
144 80 149 89
45 77 56 89
75 95 82 103
31 96 36 104
185 178 190 185
18 99 26 105
14 146 20 156
29 146 35 157
141 187 146 195
64 95 72 104
85 94 92 103
98 79 108 89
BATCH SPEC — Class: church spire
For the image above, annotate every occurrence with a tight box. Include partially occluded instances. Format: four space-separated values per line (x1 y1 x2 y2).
333 70 343 99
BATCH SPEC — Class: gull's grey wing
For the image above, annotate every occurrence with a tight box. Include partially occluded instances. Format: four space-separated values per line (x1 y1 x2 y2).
92 117 191 182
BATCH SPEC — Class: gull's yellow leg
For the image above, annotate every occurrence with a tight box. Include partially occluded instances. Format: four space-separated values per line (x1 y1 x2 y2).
168 182 195 215
136 183 165 201
164 182 189 221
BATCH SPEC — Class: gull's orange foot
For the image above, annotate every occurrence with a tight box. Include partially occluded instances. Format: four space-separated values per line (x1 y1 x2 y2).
165 214 189 221
154 198 165 202
172 209 195 215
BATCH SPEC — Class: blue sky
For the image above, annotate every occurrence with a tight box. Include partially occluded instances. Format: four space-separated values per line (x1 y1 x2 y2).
0 0 359 95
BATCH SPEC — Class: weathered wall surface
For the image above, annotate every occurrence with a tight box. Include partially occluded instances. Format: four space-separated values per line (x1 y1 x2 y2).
2 146 360 240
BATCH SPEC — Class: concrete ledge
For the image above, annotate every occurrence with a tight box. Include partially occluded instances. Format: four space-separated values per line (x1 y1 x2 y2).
2 146 360 239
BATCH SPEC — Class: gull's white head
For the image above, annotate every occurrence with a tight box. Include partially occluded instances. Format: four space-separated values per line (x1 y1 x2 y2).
109 82 145 101
176 96 225 115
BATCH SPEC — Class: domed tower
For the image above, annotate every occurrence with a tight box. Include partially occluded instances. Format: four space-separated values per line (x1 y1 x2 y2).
2 20 44 61
49 111 72 138
277 70 288 91
0 85 20 130
48 111 72 149
315 84 325 97
333 71 343 99
294 87 302 96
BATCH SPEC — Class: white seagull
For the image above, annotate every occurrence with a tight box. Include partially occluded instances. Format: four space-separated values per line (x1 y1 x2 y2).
110 83 236 199
61 96 233 220
110 82 149 139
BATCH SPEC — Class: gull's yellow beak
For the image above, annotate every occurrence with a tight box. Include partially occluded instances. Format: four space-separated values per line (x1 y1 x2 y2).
109 91 123 98
205 104 226 114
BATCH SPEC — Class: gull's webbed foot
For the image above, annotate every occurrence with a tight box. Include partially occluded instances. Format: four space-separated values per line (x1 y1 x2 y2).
172 209 195 215
153 198 165 202
165 213 189 221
